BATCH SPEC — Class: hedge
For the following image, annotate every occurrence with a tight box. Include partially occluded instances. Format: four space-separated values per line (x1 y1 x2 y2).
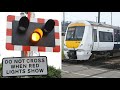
0 64 2 77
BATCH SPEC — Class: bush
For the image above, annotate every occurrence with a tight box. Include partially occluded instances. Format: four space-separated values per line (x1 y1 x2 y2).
0 64 61 78
0 64 2 78
62 50 65 60
29 66 61 78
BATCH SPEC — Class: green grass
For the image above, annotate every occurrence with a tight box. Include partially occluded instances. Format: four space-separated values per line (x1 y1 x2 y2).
29 66 61 78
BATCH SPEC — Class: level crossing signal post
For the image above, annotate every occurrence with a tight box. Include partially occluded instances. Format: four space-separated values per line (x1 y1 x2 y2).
3 12 60 77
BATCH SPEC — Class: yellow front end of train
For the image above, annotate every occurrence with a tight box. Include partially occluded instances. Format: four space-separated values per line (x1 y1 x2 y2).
64 22 86 60
65 23 85 49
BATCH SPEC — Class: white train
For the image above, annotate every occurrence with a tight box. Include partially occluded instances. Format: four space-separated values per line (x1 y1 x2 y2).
63 20 120 60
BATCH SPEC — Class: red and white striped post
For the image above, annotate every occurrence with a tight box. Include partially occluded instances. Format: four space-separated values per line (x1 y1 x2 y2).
21 12 34 57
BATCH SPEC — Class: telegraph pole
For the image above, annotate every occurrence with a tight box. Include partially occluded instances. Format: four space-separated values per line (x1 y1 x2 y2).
96 16 98 22
111 12 112 25
63 12 65 32
98 12 100 23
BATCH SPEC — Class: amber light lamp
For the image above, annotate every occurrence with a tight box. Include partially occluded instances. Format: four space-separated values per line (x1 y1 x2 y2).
31 28 43 43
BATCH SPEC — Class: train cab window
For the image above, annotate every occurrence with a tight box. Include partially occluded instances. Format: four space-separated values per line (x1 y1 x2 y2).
93 29 97 42
66 26 85 40
66 27 75 40
99 31 113 42
74 26 85 40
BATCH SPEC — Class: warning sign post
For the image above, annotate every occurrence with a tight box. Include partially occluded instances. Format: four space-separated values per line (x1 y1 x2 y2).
2 56 48 77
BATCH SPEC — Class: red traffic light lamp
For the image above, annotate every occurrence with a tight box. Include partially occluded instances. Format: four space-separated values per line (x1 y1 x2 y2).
17 16 29 33
42 19 55 35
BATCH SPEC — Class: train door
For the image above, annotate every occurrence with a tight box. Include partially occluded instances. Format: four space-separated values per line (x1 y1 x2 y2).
97 27 114 51
92 26 99 51
113 29 120 50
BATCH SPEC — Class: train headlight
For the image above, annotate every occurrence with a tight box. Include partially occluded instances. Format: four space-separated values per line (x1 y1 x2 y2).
64 48 68 51
77 49 84 52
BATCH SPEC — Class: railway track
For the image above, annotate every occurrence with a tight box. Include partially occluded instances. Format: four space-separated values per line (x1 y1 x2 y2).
62 56 120 71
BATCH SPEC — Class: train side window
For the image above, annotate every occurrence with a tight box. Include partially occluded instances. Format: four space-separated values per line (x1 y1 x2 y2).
114 30 120 42
105 32 113 42
99 31 104 42
117 30 120 42
99 31 113 42
114 29 118 42
93 29 97 42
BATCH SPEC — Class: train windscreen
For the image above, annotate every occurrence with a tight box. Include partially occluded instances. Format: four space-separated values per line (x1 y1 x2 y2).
66 26 85 41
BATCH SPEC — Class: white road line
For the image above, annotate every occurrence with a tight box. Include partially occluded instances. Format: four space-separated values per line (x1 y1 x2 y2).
62 70 104 78
72 65 89 68
62 65 70 67
90 68 108 71
63 64 89 68
71 72 104 78
72 72 103 78
91 76 104 78
62 70 69 73
72 72 90 77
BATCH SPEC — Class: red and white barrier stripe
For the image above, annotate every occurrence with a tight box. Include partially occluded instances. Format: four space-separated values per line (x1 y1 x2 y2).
6 15 60 52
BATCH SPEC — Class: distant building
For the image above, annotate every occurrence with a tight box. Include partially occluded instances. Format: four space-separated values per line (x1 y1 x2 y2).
62 21 71 36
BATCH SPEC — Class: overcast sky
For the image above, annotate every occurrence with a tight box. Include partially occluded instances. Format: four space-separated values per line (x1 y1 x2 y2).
64 12 120 27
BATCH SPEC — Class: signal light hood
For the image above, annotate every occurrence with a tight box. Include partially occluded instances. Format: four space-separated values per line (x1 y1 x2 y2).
17 16 29 33
42 19 55 35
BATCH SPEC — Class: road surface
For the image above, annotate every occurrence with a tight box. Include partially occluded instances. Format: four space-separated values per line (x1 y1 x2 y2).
62 58 120 78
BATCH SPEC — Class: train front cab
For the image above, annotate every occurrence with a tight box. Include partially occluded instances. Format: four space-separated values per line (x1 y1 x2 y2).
64 21 93 60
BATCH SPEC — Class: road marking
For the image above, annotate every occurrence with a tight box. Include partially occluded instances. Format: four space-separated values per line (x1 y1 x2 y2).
90 68 108 71
63 64 89 68
62 70 69 73
72 72 91 77
62 70 104 78
62 64 71 67
71 72 104 78
91 76 104 78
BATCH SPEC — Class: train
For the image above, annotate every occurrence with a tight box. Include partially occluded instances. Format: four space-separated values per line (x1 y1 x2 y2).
63 20 120 61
